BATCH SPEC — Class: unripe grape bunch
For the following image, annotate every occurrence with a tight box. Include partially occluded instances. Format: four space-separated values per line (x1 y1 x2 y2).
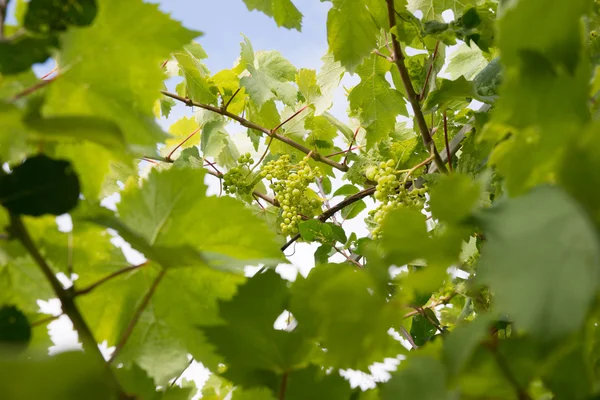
367 159 428 239
261 154 323 236
223 153 255 195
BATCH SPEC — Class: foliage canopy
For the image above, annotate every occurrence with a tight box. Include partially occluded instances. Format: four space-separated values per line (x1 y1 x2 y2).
2 0 600 399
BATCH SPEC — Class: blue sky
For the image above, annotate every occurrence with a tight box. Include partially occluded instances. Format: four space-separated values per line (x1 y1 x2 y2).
154 1 331 72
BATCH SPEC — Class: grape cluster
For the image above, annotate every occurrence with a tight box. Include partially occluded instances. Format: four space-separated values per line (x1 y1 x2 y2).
366 159 428 239
261 155 322 236
223 153 255 195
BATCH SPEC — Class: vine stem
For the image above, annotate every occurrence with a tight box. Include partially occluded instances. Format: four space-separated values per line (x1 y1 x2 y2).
222 88 241 111
108 268 166 364
9 214 127 397
74 262 148 297
443 110 452 171
12 76 56 101
419 41 440 100
384 0 447 174
279 371 289 400
160 91 348 172
0 0 8 39
166 127 200 161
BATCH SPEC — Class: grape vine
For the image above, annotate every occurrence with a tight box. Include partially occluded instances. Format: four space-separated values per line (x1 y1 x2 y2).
1 0 600 399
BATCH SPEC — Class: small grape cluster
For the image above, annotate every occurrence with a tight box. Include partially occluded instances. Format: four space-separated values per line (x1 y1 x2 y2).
366 159 428 239
261 155 322 236
223 153 255 195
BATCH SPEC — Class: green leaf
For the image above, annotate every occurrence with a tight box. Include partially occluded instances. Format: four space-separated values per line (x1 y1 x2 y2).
381 356 448 400
410 310 438 346
166 116 200 149
428 173 481 223
349 56 405 148
333 184 359 197
408 0 481 22
0 305 31 354
24 0 97 33
202 271 312 388
290 264 401 370
174 49 217 105
0 34 56 75
119 166 283 265
542 345 592 400
241 0 303 31
341 200 366 220
44 0 199 149
423 76 495 111
327 0 379 73
444 42 488 81
0 351 117 400
239 37 297 107
476 186 600 339
315 54 345 115
0 154 80 216
443 315 492 377
314 244 333 264
286 365 352 400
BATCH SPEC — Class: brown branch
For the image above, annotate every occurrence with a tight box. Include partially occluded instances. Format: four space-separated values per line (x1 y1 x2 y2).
384 0 447 174
74 262 148 297
160 91 348 172
343 127 360 165
333 245 363 268
170 358 194 388
419 41 440 100
9 214 126 396
279 371 289 400
443 110 452 172
166 127 200 161
12 76 56 101
0 0 8 39
222 88 241 111
402 292 457 319
31 313 61 327
108 268 166 364
272 105 309 133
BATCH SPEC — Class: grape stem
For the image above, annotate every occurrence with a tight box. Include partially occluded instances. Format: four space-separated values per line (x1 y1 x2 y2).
384 0 448 174
160 91 349 172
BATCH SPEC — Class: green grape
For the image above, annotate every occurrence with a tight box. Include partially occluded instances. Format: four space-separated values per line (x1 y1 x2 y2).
223 153 255 194
366 159 428 239
261 155 323 236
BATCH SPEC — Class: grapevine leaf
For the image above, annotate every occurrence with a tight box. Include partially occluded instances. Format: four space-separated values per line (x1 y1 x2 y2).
381 356 448 399
44 0 199 149
428 173 481 223
333 184 359 197
0 351 116 399
443 315 492 377
326 0 379 73
239 37 297 107
0 34 56 75
241 0 302 31
285 365 352 400
115 167 284 266
314 54 344 115
0 154 80 216
24 0 97 33
410 310 438 346
341 200 366 220
166 116 200 149
408 0 481 22
0 305 31 354
476 186 600 339
423 76 495 112
174 49 217 105
290 264 401 370
349 56 405 148
201 271 313 388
